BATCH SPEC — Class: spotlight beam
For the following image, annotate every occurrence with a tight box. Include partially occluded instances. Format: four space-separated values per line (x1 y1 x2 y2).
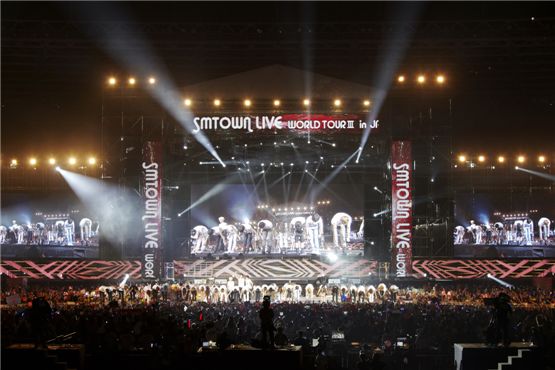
177 171 246 216
514 167 555 181
487 274 514 289
311 149 360 201
358 3 423 156
72 3 225 167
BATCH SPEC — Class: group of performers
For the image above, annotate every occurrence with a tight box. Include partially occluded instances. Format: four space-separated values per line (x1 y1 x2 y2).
454 217 553 246
190 211 364 255
97 276 397 305
0 218 99 246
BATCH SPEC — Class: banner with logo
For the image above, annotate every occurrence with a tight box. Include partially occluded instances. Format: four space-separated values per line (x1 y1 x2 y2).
391 141 413 278
141 141 163 279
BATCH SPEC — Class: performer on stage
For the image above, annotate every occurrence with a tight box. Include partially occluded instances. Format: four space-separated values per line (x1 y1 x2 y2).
0 225 7 244
306 212 324 253
494 222 505 245
523 218 534 246
224 224 238 253
538 217 551 244
454 225 465 245
290 217 306 253
513 220 524 245
36 222 46 245
331 212 352 249
238 221 254 252
191 225 209 253
258 219 273 254
276 222 289 253
214 217 228 253
79 218 92 244
64 218 75 246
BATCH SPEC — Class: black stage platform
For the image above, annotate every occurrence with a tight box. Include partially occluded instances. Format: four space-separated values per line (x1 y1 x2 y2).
454 342 541 370
0 244 99 259
454 244 555 258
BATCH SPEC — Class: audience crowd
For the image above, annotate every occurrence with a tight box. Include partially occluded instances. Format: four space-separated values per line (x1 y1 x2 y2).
1 280 554 369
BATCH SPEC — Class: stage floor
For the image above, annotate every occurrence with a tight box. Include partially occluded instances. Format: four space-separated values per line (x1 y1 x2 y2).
454 244 555 258
0 243 99 259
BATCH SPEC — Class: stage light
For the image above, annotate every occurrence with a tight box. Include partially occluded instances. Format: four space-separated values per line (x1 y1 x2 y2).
436 75 445 84
497 156 505 163
68 157 77 166
417 75 426 84
128 77 136 86
213 99 221 107
303 98 310 107
538 155 546 163
148 77 156 85
478 155 485 163
334 99 341 107
55 166 61 172
10 159 18 167
183 145 188 150
243 99 252 107
261 163 265 166
273 99 281 107
184 98 192 107
328 253 338 262
397 75 405 83
88 157 97 165
363 100 371 107
517 155 525 163
290 163 294 166
48 158 56 165
107 77 117 86
458 155 466 163
332 143 336 147
29 158 37 166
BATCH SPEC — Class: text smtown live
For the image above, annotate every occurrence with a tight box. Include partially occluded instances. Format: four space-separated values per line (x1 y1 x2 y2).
142 142 163 279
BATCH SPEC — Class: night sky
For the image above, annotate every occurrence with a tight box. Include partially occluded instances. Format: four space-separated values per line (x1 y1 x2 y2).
2 2 554 157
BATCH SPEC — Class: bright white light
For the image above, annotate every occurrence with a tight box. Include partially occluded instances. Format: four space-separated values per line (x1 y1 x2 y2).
128 77 136 85
273 99 281 107
303 98 310 107
184 98 192 107
334 99 341 107
148 77 156 85
328 253 338 262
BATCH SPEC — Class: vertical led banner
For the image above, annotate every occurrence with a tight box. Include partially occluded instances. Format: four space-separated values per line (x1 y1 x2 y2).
391 141 413 277
141 141 162 279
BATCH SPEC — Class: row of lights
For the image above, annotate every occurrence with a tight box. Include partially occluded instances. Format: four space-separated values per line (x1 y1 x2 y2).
272 206 315 212
397 74 446 85
183 98 371 108
317 200 332 205
457 154 548 164
107 76 156 86
8 157 97 168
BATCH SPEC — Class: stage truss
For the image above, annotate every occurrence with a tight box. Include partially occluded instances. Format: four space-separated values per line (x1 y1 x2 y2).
1 258 554 280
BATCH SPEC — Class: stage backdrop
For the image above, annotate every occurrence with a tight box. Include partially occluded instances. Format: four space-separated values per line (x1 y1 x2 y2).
141 141 163 279
391 141 413 277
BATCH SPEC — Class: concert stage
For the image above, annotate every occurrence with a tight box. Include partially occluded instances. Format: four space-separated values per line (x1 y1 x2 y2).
0 243 99 259
454 342 541 370
454 244 555 258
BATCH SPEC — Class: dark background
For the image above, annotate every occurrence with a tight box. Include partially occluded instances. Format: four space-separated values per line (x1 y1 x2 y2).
2 2 554 156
